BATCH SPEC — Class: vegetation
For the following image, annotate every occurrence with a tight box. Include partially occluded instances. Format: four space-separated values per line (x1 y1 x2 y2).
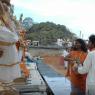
26 22 76 45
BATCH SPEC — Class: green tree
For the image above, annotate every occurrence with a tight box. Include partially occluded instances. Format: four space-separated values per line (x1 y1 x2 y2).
26 22 76 45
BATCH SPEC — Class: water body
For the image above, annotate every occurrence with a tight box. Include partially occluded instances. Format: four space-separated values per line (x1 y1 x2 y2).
37 60 71 95
44 76 71 95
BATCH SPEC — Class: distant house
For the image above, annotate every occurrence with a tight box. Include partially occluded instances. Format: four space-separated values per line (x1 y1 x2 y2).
32 41 39 46
56 38 63 47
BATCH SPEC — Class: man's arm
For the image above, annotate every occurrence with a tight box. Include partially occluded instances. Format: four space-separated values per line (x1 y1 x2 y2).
78 53 92 74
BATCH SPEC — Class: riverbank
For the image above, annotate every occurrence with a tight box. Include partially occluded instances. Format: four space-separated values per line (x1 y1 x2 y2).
29 48 63 57
29 48 67 76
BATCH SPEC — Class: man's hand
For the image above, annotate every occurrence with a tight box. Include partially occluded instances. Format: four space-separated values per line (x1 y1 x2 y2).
0 48 3 57
72 63 79 73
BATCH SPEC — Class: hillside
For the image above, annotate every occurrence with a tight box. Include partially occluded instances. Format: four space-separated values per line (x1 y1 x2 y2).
26 22 76 45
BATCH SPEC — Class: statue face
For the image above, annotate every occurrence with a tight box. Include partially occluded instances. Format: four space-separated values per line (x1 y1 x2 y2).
0 1 4 15
3 3 8 12
0 0 11 6
0 1 10 16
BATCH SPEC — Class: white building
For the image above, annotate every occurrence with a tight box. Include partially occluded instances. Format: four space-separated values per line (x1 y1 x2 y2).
57 38 63 47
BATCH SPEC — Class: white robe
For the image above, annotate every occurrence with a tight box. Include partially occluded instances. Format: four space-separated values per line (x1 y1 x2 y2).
78 50 95 95
0 26 21 82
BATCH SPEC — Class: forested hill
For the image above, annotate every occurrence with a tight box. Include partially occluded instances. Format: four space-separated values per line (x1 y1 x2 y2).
26 22 76 45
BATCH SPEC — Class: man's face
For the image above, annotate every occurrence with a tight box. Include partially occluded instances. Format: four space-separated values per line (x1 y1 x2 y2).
88 41 93 50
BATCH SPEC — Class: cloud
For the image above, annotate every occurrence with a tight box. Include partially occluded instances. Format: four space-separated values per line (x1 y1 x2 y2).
11 0 95 39
11 0 95 16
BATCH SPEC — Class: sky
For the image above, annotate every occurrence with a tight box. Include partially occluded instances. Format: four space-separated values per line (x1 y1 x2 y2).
11 0 95 40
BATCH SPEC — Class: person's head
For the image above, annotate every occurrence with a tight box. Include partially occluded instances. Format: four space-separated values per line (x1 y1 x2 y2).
74 38 87 52
88 35 95 50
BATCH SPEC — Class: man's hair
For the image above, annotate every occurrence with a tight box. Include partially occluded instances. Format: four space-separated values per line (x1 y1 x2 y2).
89 35 95 46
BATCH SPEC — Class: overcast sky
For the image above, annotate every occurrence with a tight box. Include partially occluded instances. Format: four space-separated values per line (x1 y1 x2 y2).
11 0 95 40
